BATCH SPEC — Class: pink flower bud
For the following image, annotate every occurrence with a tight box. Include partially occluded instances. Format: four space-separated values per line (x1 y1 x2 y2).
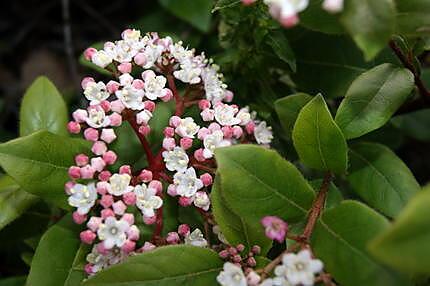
118 62 132 74
100 195 114 208
91 157 106 172
123 191 137 205
180 138 193 150
247 257 257 267
228 247 238 255
162 138 176 151
122 213 135 225
251 245 261 255
84 47 97 61
139 170 153 182
109 113 123 127
178 224 190 237
84 128 99 142
178 196 193 207
112 200 127 215
139 241 156 252
242 0 257 5
143 101 155 112
119 165 132 175
75 154 89 167
149 180 162 194
101 208 115 219
101 128 117 144
134 52 147 66
127 225 140 241
87 217 102 232
68 166 81 179
166 232 180 244
163 127 175 137
67 121 81 134
73 109 88 123
103 151 117 165
261 216 288 243
72 211 87 224
236 244 245 252
64 181 75 194
224 90 234 102
197 128 211 140
222 126 233 139
98 170 112 182
91 141 107 155
194 148 206 162
132 79 145 89
97 181 110 194
280 14 299 28
107 81 120 94
143 215 157 225
121 240 136 253
219 250 229 259
167 184 177 196
96 243 109 255
200 108 215 121
208 122 221 132
138 125 151 136
160 89 173 102
232 254 242 263
80 230 96 244
100 100 111 112
245 121 255 134
198 99 211 110
84 264 93 275
169 116 181 127
232 126 243 138
200 173 213 186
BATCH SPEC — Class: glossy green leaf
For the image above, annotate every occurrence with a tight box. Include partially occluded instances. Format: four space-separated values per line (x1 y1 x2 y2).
348 142 420 218
27 215 85 286
214 145 315 223
0 131 90 209
275 93 313 139
292 94 348 174
266 31 296 72
19 76 68 137
335 64 415 139
395 0 430 36
0 276 26 286
340 0 395 60
369 189 430 275
311 201 411 286
0 176 37 231
211 176 271 254
391 109 430 141
300 0 344 34
159 0 212 32
83 245 224 286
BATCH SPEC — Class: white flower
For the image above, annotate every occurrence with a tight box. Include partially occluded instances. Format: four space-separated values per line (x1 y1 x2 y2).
115 85 145 110
68 183 97 215
86 106 110 128
260 277 292 286
322 0 343 13
162 146 189 172
86 245 128 274
203 130 231 159
97 217 129 249
236 107 251 126
142 70 169 100
214 104 241 126
254 121 273 145
216 262 247 286
169 42 194 63
91 50 113 68
119 73 134 86
175 117 200 138
141 43 163 69
136 109 153 125
173 167 203 197
104 40 141 63
122 29 141 42
84 81 110 105
134 184 163 217
264 0 309 19
108 174 133 196
184 229 207 247
201 66 227 104
193 191 210 211
174 61 202 84
274 250 323 286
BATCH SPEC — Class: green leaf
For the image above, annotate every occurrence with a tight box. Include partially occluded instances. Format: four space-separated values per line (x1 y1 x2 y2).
212 0 241 12
348 142 420 218
292 94 348 174
335 64 415 139
83 245 224 286
369 189 430 275
395 0 430 36
311 201 412 286
0 276 26 286
340 0 396 60
300 0 344 34
159 0 212 32
0 176 37 231
211 176 271 254
214 145 315 223
27 215 86 286
391 109 430 141
0 131 90 209
265 31 296 72
19 76 68 137
275 93 313 140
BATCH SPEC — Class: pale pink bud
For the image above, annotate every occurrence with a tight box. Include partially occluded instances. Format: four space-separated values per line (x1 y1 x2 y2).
224 90 234 102
162 137 176 151
222 126 233 139
103 151 117 165
194 148 206 162
98 171 112 182
84 47 97 61
161 127 173 138
200 173 213 186
91 141 107 155
180 138 193 150
169 116 181 127
139 241 156 252
87 217 102 232
68 166 81 179
123 191 137 205
247 257 257 267
81 165 95 179
119 165 132 175
280 14 299 28
200 108 215 121
136 110 152 125
97 181 110 194
322 0 344 13
106 81 120 94
121 240 136 253
208 122 221 132
251 245 261 255
143 100 155 112
64 181 75 194
127 225 140 241
73 109 88 123
132 79 145 89
134 52 147 66
109 113 122 126
80 230 96 244
160 89 173 102
112 200 127 215
84 264 94 275
139 170 153 182
118 62 132 74
122 213 135 225
143 215 157 225
178 196 193 207
178 224 190 237
261 216 288 243
91 157 106 172
197 128 211 140
232 254 242 263
198 99 211 110
72 211 87 224
246 270 260 285
167 184 177 196
149 180 162 194
67 121 81 134
84 128 99 142
100 195 114 208
96 243 108 255
138 125 151 136
101 208 114 219
232 126 243 138
245 121 255 134
101 128 116 144
75 154 89 167
219 250 229 259
100 100 111 112
166 232 180 244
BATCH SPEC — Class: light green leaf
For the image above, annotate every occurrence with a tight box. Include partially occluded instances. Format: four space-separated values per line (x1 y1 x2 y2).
395 0 430 36
335 64 415 139
266 31 296 72
275 93 313 140
211 176 271 254
369 189 430 275
19 76 68 137
0 176 37 231
348 142 420 218
391 109 430 141
292 94 348 174
214 145 315 223
159 0 212 32
0 131 90 209
311 201 412 286
83 245 224 286
27 215 86 286
340 0 396 60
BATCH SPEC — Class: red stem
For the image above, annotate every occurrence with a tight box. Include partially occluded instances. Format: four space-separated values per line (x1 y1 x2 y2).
167 73 184 116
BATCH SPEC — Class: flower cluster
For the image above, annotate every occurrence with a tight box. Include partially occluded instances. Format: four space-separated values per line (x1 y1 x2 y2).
242 0 344 28
65 29 273 275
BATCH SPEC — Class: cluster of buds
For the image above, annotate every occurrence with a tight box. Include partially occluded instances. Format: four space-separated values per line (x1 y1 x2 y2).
65 29 273 275
242 0 344 28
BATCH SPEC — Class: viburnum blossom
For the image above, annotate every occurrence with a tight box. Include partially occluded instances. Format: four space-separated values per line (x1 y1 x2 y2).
67 28 273 276
261 216 288 242
217 262 248 286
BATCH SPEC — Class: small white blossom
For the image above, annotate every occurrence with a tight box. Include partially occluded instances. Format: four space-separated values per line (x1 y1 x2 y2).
173 167 203 197
236 107 252 126
162 146 189 172
115 85 145 110
104 40 140 63
136 109 153 125
84 81 110 105
175 117 200 138
214 104 241 126
184 229 207 247
141 43 163 69
68 183 97 215
142 70 168 100
134 184 163 217
174 61 202 84
193 191 210 211
203 130 231 159
119 73 134 86
201 66 227 104
322 0 343 13
264 0 309 20
97 217 129 249
254 121 273 145
217 262 247 286
108 174 133 196
86 245 110 274
122 29 141 42
86 106 110 128
91 50 112 68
